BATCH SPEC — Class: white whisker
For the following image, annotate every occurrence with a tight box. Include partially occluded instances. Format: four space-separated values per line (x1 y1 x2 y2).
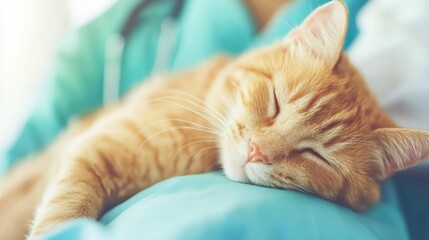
148 98 227 130
136 125 223 160
147 89 229 128
160 90 228 125
171 138 219 160
184 145 220 163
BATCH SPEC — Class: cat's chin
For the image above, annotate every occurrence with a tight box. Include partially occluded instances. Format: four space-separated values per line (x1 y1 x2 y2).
222 158 272 186
222 159 250 183
243 163 272 187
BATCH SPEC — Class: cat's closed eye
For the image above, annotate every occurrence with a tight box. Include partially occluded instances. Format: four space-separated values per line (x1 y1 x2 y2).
271 88 280 119
291 148 331 166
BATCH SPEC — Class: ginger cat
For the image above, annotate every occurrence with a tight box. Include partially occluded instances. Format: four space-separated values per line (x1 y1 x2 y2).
1 1 428 239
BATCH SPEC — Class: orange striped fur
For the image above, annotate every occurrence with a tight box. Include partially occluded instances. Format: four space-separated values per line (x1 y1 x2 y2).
1 1 428 239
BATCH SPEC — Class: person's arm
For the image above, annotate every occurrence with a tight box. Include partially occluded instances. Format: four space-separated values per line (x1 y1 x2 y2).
0 0 134 174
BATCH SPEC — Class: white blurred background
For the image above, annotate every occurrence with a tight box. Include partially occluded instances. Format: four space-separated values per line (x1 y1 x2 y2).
0 0 115 153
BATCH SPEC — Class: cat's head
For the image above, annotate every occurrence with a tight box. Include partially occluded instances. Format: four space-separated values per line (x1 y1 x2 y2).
218 0 429 211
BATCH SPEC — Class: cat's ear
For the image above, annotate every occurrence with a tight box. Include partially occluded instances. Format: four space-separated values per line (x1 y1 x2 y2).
284 0 348 69
374 128 429 178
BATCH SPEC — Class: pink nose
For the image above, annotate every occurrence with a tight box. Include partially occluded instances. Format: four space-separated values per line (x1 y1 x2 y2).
247 142 270 164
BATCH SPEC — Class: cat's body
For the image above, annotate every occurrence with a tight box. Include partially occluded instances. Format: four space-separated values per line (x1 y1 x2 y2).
0 55 229 239
1 1 429 240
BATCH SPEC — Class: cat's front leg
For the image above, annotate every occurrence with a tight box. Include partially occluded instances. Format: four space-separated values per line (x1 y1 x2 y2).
28 120 150 239
28 156 106 238
28 109 217 238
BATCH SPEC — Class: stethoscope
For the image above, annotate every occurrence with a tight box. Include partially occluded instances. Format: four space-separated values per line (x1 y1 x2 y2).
103 0 185 105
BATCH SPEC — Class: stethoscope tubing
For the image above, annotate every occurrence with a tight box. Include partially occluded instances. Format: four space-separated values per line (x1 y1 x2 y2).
103 0 185 105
